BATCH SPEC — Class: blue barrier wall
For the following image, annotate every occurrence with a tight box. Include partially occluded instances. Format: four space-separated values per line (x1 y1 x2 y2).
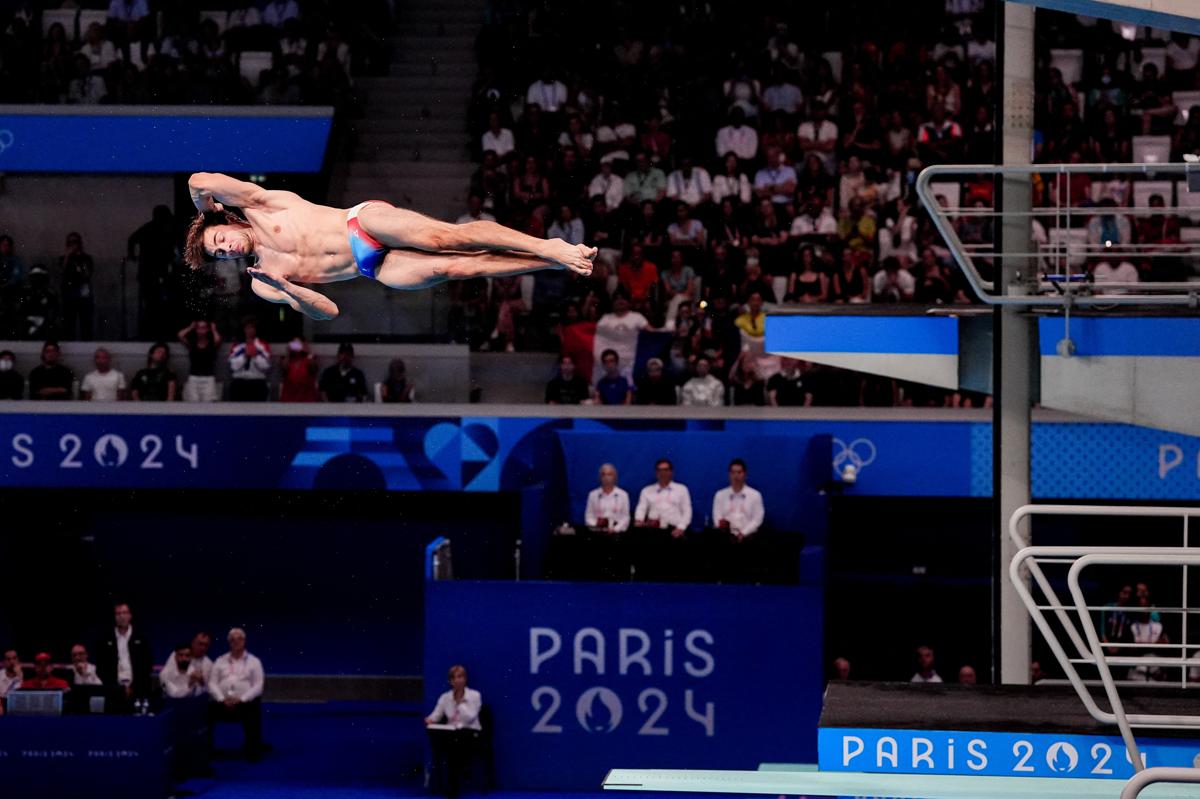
2 412 1198 500
0 712 172 799
423 579 823 790
0 107 333 173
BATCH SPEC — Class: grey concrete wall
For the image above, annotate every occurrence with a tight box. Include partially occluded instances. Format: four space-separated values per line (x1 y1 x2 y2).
0 175 175 338
470 352 559 404
1041 354 1200 438
0 340 470 403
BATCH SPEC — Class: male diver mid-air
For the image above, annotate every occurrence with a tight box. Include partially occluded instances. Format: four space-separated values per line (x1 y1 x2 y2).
185 172 595 320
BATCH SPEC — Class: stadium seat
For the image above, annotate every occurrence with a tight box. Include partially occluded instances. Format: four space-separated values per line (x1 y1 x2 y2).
1049 48 1083 85
929 181 962 211
771 276 788 305
127 42 149 71
1044 227 1089 270
1132 179 1174 211
40 8 78 39
1132 135 1171 164
1115 22 1139 42
77 9 107 35
199 10 228 35
1090 178 1131 206
822 51 843 82
1175 182 1200 223
1138 47 1167 77
1173 91 1200 125
238 51 275 85
519 275 535 309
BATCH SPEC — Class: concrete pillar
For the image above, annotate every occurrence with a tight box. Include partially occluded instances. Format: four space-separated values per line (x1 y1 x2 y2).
997 2 1035 686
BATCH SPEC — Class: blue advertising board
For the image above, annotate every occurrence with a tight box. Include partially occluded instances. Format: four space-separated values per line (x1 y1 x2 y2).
819 726 1200 780
0 106 333 173
0 411 1199 501
0 712 172 799
424 579 823 790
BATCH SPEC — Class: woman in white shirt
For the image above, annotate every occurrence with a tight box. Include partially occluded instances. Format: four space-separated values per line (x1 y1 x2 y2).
585 463 631 532
425 664 482 731
711 152 753 206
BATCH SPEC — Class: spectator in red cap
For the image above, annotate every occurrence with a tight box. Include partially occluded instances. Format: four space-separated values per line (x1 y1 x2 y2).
19 653 70 691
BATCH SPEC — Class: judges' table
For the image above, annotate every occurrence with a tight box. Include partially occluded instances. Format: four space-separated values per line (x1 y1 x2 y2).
0 711 174 799
545 525 804 583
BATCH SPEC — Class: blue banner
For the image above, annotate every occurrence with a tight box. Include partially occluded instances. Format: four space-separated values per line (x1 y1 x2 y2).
0 108 332 173
0 712 172 799
768 315 960 354
1038 318 1200 357
819 726 1199 780
1 412 1199 501
424 580 823 790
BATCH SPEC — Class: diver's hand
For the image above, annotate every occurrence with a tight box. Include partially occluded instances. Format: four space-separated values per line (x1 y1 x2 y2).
247 267 290 292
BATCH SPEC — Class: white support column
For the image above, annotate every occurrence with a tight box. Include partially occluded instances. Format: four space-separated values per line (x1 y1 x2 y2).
998 2 1036 686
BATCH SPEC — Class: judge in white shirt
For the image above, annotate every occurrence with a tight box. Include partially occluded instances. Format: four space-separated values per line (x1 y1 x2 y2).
425 664 483 731
161 638 212 699
208 628 266 760
634 459 692 538
585 463 631 533
425 664 483 796
70 644 103 686
711 459 765 538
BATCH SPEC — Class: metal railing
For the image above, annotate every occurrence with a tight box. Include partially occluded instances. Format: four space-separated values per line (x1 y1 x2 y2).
916 163 1200 308
1009 504 1200 797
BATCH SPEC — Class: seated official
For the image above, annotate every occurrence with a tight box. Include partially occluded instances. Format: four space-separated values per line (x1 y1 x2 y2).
425 664 482 731
162 641 208 699
69 644 103 686
633 459 692 537
208 628 266 762
711 459 765 539
585 463 631 533
425 664 483 797
19 653 70 691
1 649 23 701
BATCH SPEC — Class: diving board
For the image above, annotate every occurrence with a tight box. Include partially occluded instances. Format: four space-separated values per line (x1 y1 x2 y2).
602 767 1200 797
764 311 984 391
1008 0 1200 38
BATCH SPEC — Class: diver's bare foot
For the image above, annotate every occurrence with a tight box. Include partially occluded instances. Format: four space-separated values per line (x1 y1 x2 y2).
543 239 595 276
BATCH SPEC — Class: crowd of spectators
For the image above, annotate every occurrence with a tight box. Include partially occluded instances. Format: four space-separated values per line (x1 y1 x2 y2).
0 324 418 403
0 0 390 107
828 647 983 685
453 0 1200 405
824 576 1200 686
6 2 1200 409
0 602 267 763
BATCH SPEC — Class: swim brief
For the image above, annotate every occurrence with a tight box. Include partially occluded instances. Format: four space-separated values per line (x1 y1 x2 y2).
346 200 392 279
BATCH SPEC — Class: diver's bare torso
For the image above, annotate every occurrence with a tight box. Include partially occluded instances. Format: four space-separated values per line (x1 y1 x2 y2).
241 195 359 284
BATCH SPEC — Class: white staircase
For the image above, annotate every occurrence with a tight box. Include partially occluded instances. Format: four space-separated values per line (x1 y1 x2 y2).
322 0 484 339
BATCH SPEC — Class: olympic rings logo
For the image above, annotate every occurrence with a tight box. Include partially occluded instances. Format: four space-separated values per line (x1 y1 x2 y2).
832 437 877 472
0 130 13 155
